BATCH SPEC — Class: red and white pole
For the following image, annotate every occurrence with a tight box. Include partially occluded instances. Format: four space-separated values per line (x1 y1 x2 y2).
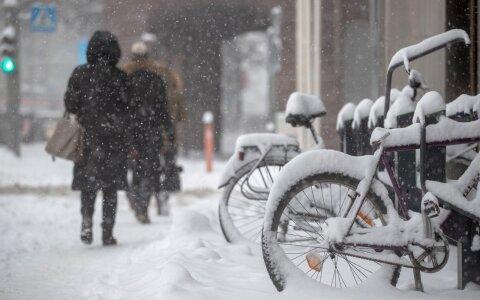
202 111 214 173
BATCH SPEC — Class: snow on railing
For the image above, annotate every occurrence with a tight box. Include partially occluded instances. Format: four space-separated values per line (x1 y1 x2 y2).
368 89 401 129
412 91 445 124
384 29 470 118
371 116 480 148
352 99 373 129
446 94 480 117
388 29 470 72
336 102 356 131
384 94 416 129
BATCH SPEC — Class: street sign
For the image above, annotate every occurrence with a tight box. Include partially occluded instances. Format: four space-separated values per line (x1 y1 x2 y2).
30 3 57 33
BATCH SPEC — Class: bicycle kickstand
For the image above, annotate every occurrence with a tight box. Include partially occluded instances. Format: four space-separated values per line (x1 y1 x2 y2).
413 268 424 292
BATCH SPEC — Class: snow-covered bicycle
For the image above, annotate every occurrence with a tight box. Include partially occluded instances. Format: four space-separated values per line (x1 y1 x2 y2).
262 29 479 290
218 92 326 243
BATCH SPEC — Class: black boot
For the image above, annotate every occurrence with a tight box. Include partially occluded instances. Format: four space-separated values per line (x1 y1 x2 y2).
102 224 117 246
80 190 96 245
102 188 118 246
135 212 151 224
80 218 93 244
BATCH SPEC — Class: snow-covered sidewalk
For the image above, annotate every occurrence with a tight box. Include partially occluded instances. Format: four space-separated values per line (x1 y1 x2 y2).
0 191 276 299
1 144 479 299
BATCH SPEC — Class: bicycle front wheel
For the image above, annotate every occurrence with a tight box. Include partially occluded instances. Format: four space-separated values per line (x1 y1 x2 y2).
262 169 400 291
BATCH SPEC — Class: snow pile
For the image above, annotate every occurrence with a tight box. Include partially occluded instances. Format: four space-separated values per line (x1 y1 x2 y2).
352 99 373 129
336 102 356 131
368 89 401 128
389 29 470 71
446 94 480 117
81 206 275 300
384 94 415 128
413 91 445 124
285 92 326 119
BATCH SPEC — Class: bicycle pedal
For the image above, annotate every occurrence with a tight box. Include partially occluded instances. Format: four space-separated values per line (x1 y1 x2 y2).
421 192 440 218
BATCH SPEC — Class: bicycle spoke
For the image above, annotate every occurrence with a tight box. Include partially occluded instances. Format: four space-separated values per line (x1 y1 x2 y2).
272 178 387 288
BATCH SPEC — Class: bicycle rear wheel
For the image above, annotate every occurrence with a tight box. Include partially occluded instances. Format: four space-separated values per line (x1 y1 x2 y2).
219 156 287 243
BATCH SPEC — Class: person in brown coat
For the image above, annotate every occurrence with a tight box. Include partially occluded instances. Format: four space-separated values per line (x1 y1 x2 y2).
157 61 186 148
124 42 175 222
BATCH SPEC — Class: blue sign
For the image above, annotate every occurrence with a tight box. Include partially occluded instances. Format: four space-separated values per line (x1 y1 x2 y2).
77 38 88 64
30 3 57 33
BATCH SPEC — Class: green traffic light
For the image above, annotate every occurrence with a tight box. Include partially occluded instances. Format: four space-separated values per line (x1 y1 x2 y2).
1 56 16 73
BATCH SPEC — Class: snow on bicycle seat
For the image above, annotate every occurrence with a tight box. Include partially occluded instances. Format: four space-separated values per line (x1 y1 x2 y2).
235 133 299 153
285 92 326 127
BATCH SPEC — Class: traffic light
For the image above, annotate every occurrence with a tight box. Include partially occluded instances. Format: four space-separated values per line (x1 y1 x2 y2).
1 56 15 73
1 25 16 74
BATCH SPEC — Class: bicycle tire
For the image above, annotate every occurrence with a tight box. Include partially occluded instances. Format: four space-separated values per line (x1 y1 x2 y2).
262 170 401 291
219 156 289 243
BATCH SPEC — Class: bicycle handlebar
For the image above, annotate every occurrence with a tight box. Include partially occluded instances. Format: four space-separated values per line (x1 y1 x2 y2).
383 29 471 121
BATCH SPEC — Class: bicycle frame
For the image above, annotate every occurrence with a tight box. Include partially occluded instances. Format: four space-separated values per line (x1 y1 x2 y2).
337 135 479 257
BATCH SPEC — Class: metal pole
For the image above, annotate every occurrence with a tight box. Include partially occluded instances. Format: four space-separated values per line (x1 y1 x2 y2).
3 0 21 156
267 6 282 124
369 0 380 99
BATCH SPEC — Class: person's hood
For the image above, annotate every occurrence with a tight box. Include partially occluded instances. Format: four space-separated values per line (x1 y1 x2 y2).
87 31 121 66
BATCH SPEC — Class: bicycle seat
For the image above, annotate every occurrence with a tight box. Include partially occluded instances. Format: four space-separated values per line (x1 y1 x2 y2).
285 92 326 127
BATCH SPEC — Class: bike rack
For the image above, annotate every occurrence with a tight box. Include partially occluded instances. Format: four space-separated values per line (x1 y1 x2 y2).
383 29 470 119
384 30 478 291
337 29 479 290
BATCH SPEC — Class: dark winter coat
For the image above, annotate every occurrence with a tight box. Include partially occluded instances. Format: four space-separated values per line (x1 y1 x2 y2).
123 58 175 191
64 31 130 191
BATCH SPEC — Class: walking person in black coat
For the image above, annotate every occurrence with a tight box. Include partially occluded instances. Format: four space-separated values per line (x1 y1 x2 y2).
64 31 130 245
124 41 175 223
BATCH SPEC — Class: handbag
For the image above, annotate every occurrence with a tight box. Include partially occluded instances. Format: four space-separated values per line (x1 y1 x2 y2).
45 113 84 162
162 163 183 192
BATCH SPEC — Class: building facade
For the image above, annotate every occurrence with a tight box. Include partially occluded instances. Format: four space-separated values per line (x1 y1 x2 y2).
296 0 478 150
